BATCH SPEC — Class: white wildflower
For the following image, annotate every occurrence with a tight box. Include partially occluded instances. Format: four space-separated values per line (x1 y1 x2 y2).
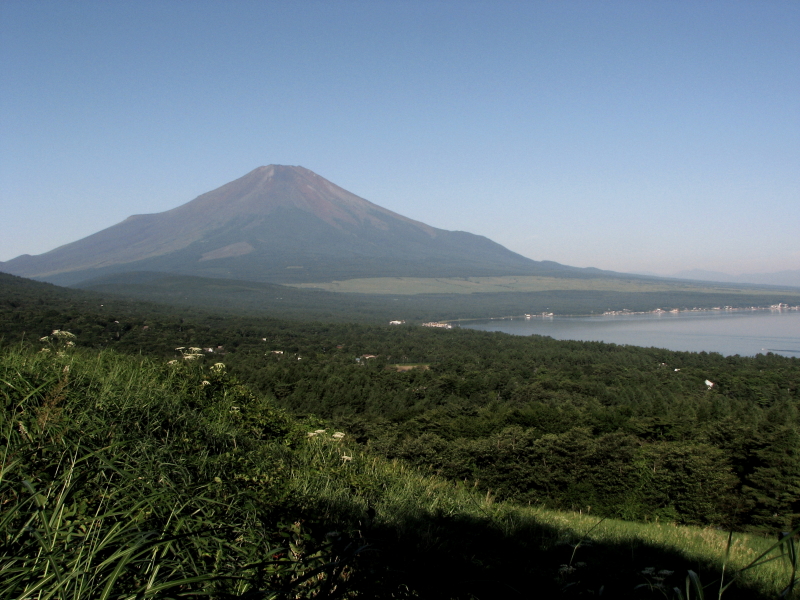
166 360 178 365
175 347 186 351
332 432 345 440
201 380 211 386
51 330 76 339
210 362 226 372
189 347 202 353
341 455 352 462
315 429 326 434
40 336 50 342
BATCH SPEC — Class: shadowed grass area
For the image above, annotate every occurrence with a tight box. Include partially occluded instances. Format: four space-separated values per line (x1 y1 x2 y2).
295 435 799 598
2 344 797 598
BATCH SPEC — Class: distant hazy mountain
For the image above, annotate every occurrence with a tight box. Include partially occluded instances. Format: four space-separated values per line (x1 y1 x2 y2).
1 165 599 286
672 269 800 289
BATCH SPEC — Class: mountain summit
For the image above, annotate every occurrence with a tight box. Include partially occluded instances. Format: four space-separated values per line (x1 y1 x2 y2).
2 165 576 285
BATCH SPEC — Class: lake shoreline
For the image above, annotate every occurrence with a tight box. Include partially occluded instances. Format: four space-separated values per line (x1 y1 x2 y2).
447 303 800 326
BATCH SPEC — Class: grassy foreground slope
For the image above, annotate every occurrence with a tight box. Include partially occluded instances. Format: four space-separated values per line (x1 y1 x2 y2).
2 345 798 599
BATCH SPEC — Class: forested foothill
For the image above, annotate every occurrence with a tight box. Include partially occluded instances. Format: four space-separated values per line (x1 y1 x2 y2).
2 270 799 598
70 270 800 324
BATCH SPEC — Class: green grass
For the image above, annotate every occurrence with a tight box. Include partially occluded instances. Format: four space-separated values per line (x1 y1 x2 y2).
1 344 329 598
288 275 798 297
293 435 800 598
387 363 430 371
2 343 797 598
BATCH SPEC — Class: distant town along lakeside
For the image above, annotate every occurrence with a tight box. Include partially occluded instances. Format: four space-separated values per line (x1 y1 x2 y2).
442 302 800 324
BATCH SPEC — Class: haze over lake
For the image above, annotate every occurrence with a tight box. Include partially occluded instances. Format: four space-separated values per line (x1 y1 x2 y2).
463 309 800 358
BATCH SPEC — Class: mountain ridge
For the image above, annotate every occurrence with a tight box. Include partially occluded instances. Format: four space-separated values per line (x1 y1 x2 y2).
1 165 588 285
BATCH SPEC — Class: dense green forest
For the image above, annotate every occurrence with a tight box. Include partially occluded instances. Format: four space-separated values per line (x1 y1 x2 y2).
2 271 799 597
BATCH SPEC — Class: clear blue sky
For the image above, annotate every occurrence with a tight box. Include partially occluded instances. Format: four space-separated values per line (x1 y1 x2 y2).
1 0 798 276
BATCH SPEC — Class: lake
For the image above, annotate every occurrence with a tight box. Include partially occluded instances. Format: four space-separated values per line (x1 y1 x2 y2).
461 309 800 358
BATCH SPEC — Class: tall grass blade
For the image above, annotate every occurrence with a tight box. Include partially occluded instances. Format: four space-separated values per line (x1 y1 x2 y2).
685 570 705 600
717 530 733 599
778 531 797 598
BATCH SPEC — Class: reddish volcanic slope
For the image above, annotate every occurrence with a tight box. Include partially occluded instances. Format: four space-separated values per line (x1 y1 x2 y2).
169 165 436 234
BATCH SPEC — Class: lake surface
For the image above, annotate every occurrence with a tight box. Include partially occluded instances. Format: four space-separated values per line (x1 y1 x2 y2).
462 310 800 358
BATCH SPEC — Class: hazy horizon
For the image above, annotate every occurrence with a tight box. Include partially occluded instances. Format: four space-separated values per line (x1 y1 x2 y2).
1 1 798 276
